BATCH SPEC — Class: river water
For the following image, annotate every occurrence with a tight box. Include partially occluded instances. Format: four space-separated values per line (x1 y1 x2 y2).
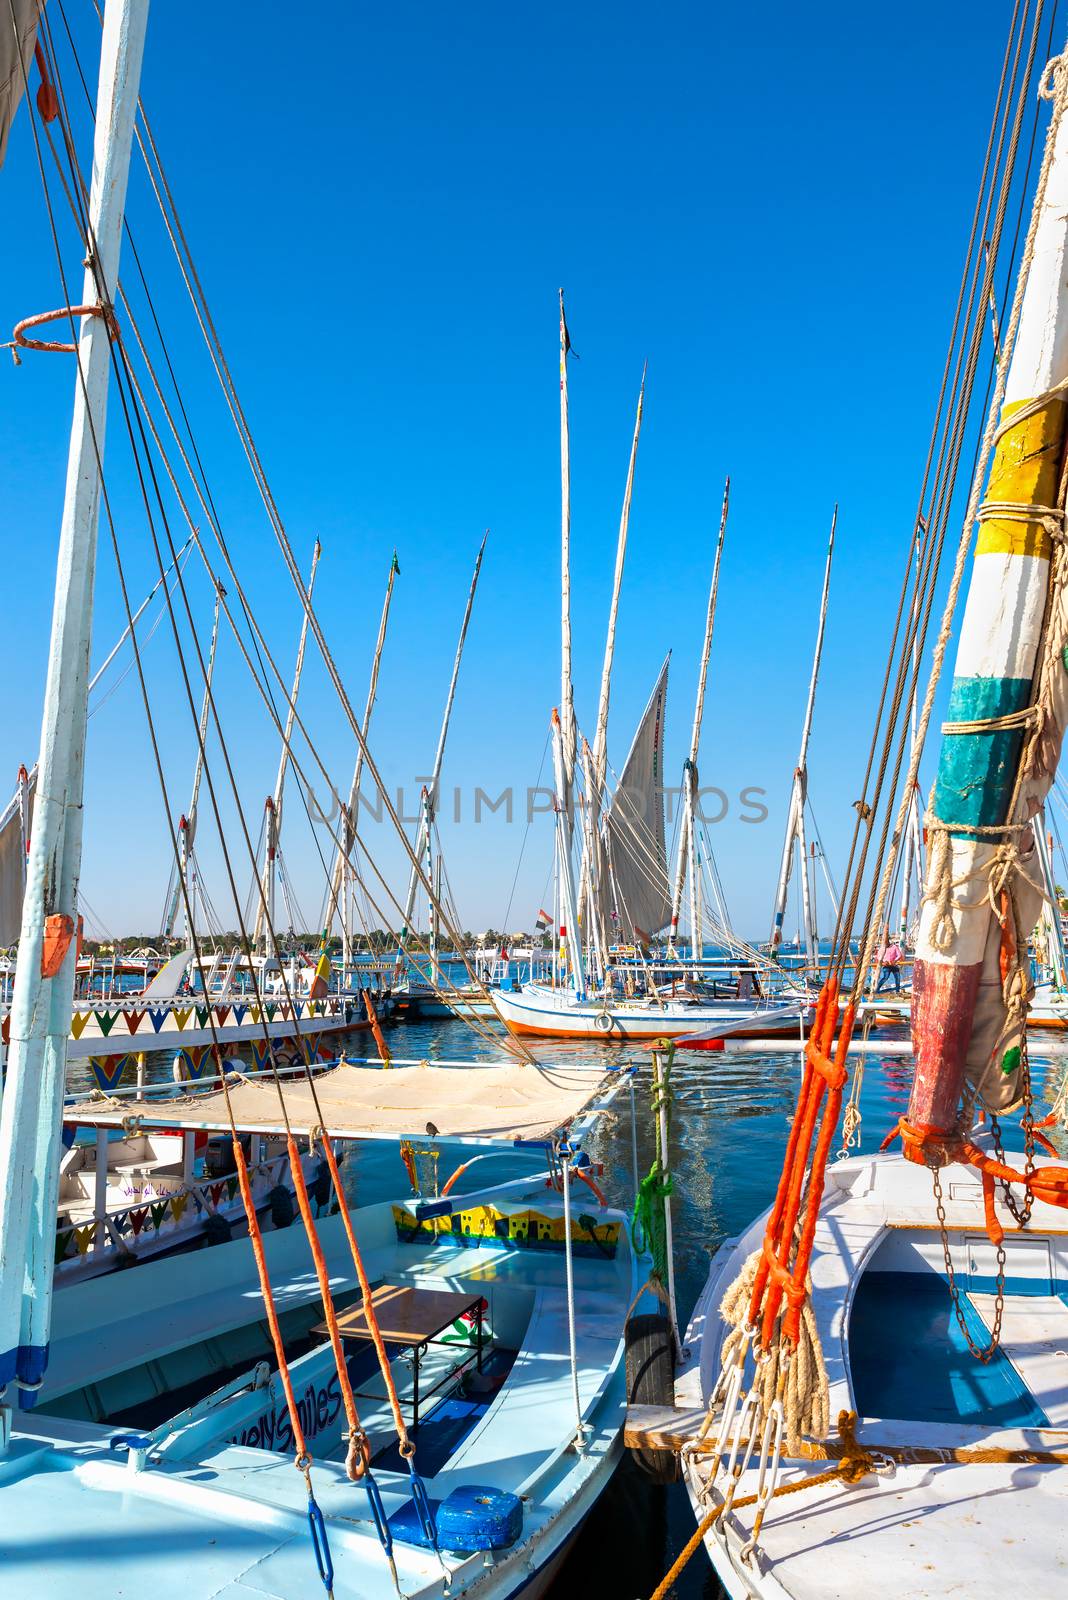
374 1014 1068 1599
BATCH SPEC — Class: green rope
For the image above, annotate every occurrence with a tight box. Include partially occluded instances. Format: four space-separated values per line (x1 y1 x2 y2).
631 1042 674 1283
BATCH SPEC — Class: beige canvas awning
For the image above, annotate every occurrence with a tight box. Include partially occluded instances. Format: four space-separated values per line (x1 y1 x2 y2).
65 1060 617 1143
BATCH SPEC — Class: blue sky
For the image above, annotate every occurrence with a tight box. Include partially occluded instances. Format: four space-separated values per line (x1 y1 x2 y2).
0 0 1043 940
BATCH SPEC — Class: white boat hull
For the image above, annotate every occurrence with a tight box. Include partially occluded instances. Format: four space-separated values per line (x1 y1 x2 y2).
492 983 809 1040
675 1149 1068 1598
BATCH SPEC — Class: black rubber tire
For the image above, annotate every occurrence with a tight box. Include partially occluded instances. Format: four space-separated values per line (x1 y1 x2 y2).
625 1312 679 1483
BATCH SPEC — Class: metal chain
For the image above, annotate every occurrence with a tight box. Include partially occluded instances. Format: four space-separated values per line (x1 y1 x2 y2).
988 1043 1037 1227
932 1168 1006 1363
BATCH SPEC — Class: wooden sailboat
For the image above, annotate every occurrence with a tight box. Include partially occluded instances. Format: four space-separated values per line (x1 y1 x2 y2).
0 12 653 1595
662 23 1068 1598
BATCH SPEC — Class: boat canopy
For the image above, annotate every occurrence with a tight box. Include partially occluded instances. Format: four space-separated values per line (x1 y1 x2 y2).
65 1059 615 1142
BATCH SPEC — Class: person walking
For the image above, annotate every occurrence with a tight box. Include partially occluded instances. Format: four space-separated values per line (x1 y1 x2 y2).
876 937 903 993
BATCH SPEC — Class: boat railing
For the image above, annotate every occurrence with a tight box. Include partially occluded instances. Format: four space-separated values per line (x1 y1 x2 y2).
53 1151 293 1272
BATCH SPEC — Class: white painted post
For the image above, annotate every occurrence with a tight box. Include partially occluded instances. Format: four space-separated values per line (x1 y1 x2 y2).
0 0 150 1402
94 1128 108 1252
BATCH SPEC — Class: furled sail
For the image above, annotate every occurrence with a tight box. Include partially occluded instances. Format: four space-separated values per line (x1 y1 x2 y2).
0 1 44 171
600 654 671 943
0 766 34 947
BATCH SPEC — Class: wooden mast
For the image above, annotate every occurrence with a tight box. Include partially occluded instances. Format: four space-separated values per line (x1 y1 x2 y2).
911 78 1068 1131
769 507 835 961
394 534 486 975
580 365 647 973
0 0 150 1399
668 477 729 969
254 537 320 955
329 551 399 979
559 290 576 844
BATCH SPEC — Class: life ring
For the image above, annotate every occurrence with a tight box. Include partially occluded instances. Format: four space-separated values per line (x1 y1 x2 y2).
594 1010 614 1033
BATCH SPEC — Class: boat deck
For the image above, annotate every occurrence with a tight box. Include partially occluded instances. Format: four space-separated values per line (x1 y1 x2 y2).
679 1150 1068 1599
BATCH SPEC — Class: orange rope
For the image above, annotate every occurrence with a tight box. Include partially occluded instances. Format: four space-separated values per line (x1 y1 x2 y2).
749 979 856 1348
364 990 392 1065
319 1136 414 1456
287 1134 370 1479
882 1114 1068 1246
232 1137 310 1464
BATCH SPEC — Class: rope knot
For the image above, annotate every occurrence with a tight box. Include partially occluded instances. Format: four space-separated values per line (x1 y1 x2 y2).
1040 51 1068 100
834 1410 877 1484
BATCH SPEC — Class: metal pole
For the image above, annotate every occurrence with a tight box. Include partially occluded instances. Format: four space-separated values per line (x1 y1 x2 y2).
0 0 150 1400
559 1142 585 1442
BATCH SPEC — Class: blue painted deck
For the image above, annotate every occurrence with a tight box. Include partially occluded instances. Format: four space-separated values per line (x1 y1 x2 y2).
849 1272 1051 1428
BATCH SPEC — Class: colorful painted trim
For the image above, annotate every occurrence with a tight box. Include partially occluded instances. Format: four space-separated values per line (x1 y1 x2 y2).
391 1202 620 1258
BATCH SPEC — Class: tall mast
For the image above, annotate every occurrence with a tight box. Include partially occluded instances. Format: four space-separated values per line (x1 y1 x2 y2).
559 290 576 841
88 533 192 693
255 538 320 955
770 506 835 959
580 366 647 955
552 710 585 998
330 550 399 975
669 476 729 963
395 534 486 970
0 0 149 1400
163 585 222 943
911 85 1068 1133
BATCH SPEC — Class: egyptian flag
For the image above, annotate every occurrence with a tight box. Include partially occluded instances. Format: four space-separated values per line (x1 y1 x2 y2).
535 908 552 932
309 929 332 998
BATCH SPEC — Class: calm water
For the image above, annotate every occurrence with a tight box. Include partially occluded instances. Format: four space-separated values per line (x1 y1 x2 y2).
373 1015 1068 1600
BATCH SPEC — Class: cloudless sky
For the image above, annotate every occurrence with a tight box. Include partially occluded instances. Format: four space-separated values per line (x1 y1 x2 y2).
0 0 1048 941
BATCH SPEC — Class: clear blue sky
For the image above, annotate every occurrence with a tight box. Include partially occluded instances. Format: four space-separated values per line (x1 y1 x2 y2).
0 0 1039 941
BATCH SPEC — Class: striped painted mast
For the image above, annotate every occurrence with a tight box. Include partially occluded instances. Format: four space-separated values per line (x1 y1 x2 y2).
0 0 149 1401
329 550 399 978
254 537 320 955
668 476 729 969
769 508 835 961
579 365 647 971
910 74 1068 1132
394 534 486 978
559 290 577 845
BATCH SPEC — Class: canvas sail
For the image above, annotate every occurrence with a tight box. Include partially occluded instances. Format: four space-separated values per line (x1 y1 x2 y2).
600 654 671 943
1 2 44 171
0 768 34 947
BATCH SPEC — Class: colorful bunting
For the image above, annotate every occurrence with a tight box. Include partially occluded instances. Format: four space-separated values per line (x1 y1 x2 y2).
88 1054 130 1093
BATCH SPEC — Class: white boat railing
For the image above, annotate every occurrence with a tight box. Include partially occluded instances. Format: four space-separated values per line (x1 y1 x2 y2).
54 1152 295 1272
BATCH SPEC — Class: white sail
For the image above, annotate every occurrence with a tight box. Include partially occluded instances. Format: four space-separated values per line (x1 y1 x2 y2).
601 654 671 942
0 0 43 170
